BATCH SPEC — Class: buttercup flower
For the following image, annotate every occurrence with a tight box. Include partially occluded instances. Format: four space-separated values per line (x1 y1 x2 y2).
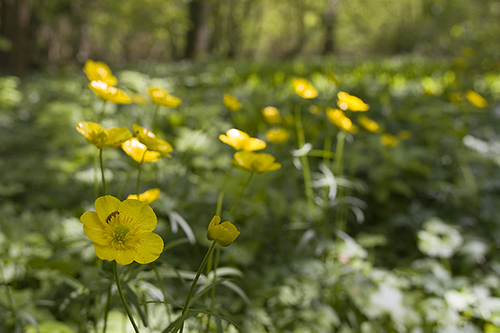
265 128 290 144
262 106 282 125
358 115 382 133
76 122 132 149
380 133 399 148
122 138 161 163
127 188 161 204
80 195 164 265
232 151 281 173
224 93 242 111
83 60 118 86
219 128 266 151
148 87 182 108
89 80 132 104
337 91 369 111
465 90 487 108
206 215 240 247
133 124 173 156
293 78 318 99
326 108 359 134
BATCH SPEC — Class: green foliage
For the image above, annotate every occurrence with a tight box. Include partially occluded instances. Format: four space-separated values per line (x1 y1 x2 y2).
1 55 500 332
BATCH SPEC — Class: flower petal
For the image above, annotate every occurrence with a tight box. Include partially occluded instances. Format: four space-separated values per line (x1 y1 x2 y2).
81 211 111 245
134 233 164 264
95 195 121 225
119 199 157 232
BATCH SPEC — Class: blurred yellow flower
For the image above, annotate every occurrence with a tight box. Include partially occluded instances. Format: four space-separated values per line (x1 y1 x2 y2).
83 60 118 86
308 105 322 115
76 121 132 149
80 195 164 265
224 93 242 111
148 87 182 108
380 134 399 148
232 151 281 173
127 188 161 204
293 78 318 99
133 124 173 156
358 115 382 133
337 91 369 111
131 93 148 105
448 92 464 104
265 128 290 144
206 215 240 247
326 108 359 134
398 130 412 140
122 138 161 163
262 106 282 125
465 90 487 108
219 128 266 151
89 80 132 104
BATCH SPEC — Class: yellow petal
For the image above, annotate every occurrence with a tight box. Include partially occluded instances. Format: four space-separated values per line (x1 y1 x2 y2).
133 124 173 156
245 138 266 151
95 195 121 226
265 128 290 144
103 127 133 148
80 211 111 245
380 133 399 148
76 122 106 148
262 106 282 125
337 91 369 111
224 94 242 111
206 216 240 247
89 80 132 104
293 78 318 99
465 90 487 108
134 233 164 264
118 199 157 233
358 115 382 133
148 87 182 107
94 243 120 262
232 151 281 173
122 138 160 163
127 188 161 204
83 60 118 86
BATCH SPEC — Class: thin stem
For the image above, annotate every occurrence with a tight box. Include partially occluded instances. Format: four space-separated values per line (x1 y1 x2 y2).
204 245 221 333
334 131 346 232
94 149 99 198
174 241 217 333
294 107 316 219
228 171 254 219
97 100 107 122
216 165 234 217
99 148 107 195
136 151 147 197
102 280 112 333
152 262 171 321
113 261 140 333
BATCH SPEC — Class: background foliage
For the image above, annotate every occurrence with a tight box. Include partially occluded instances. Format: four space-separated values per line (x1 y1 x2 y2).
1 0 500 332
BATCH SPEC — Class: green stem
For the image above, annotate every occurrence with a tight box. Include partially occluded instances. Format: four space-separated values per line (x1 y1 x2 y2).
136 152 147 197
113 261 140 333
204 245 221 333
99 148 107 195
334 131 346 232
0 261 20 331
94 149 99 199
97 100 107 122
295 107 316 219
102 280 112 333
152 262 171 321
174 241 217 333
228 171 254 219
216 165 234 217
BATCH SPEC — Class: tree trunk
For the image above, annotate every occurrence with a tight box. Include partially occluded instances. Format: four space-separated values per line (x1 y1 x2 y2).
0 0 32 77
322 0 340 55
184 0 211 60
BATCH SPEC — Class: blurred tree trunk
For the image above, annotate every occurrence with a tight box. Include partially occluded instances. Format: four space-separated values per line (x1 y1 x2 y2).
184 0 211 60
322 0 341 55
0 0 32 77
283 0 306 58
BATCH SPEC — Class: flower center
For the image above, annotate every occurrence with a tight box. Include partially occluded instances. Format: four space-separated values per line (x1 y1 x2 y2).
114 224 130 241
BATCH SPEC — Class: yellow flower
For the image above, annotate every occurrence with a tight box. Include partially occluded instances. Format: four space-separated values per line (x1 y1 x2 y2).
76 122 132 149
308 105 322 115
122 138 161 163
337 91 369 111
133 124 173 156
358 115 382 133
206 215 240 247
224 93 242 111
380 134 399 148
262 106 282 125
80 195 164 265
265 128 290 144
89 80 132 104
219 128 266 151
232 151 281 173
148 87 182 108
83 60 118 86
127 188 161 204
326 108 359 134
398 130 412 140
465 90 487 108
293 78 318 99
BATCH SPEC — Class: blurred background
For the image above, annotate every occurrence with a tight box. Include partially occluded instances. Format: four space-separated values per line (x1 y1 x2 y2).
2 1 500 332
